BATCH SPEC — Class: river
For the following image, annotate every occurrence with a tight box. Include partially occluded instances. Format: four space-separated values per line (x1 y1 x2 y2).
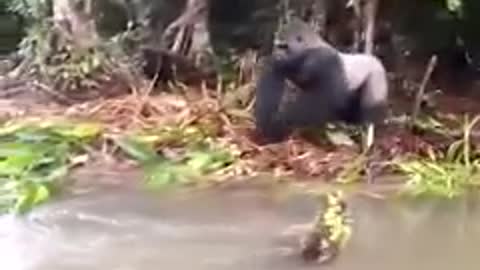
0 169 479 270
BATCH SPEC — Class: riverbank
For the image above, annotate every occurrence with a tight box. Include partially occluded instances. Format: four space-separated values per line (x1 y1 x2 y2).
1 72 480 213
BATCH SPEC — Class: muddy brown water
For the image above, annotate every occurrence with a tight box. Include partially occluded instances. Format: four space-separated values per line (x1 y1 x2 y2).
1 170 480 270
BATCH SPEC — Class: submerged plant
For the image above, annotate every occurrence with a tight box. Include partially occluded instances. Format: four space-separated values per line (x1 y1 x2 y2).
300 190 353 264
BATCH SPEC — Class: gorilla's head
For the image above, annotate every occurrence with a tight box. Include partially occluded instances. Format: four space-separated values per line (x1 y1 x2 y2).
273 18 326 55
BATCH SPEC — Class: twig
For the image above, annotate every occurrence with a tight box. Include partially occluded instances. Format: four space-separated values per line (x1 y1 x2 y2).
410 55 438 129
245 95 256 112
132 82 155 122
33 81 75 104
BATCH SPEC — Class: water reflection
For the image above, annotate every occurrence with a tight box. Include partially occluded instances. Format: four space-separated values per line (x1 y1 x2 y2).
0 184 479 270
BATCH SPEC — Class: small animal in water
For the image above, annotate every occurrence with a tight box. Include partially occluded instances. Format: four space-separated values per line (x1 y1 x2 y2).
254 18 389 151
300 190 352 264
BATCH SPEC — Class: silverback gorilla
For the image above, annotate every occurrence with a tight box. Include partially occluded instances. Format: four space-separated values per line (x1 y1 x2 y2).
254 18 388 150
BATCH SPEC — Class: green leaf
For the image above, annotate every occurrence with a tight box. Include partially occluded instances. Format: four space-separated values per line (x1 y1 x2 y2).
144 162 180 188
44 165 69 182
0 121 29 136
0 120 102 214
14 182 51 213
186 152 215 171
185 150 233 174
50 122 102 139
0 142 41 157
113 136 159 162
0 153 42 176
32 184 50 205
446 0 462 12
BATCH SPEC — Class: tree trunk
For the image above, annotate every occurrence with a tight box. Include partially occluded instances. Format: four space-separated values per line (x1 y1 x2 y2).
52 0 99 49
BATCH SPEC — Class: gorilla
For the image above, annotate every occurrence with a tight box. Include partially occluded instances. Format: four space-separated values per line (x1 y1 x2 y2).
254 18 388 150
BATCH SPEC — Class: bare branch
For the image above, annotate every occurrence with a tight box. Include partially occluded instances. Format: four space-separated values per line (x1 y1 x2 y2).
161 0 208 51
410 55 438 128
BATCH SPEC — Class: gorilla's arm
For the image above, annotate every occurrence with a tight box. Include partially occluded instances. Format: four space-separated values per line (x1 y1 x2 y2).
254 61 291 141
278 51 351 128
358 56 389 123
340 54 388 124
254 50 321 141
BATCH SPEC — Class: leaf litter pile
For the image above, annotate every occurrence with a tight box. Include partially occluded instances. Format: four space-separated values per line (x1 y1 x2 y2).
73 87 365 181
